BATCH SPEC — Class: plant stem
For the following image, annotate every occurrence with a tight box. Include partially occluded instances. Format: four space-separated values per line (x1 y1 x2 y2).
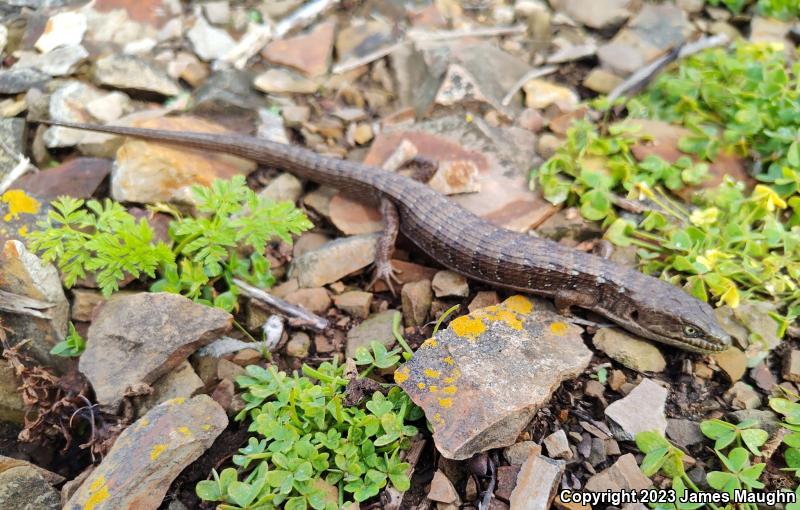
173 231 202 256
392 313 414 356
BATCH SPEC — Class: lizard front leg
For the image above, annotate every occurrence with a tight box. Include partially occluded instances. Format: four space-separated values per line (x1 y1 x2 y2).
554 290 598 316
367 197 401 294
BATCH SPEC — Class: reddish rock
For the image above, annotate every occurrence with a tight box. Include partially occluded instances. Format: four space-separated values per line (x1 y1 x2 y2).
263 21 335 77
284 287 332 314
329 193 384 235
13 158 110 200
93 0 172 27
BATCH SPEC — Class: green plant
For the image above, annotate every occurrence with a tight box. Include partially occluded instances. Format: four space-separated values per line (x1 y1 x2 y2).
706 0 800 18
354 341 402 377
49 322 85 357
706 447 765 495
196 359 422 508
699 419 769 455
27 176 312 311
635 431 708 510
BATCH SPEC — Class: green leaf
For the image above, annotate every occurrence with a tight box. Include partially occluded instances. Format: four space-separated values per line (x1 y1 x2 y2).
741 428 768 455
228 481 258 507
195 480 221 501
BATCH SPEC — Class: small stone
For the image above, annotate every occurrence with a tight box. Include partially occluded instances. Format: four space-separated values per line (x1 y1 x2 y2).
666 419 704 448
677 0 704 12
518 108 545 133
694 362 714 379
725 382 761 410
604 378 668 441
608 370 626 392
784 350 800 382
592 328 666 373
750 362 777 392
35 11 87 53
709 21 740 41
136 360 204 417
80 292 231 411
13 45 88 77
584 380 606 402
468 291 499 312
0 359 25 424
583 68 623 94
329 194 384 235
187 15 236 61
431 271 469 298
346 310 401 358
427 160 481 195
0 68 49 94
557 0 632 30
596 43 644 77
524 79 579 110
216 358 245 381
504 441 542 465
286 332 312 358
232 348 262 366
352 123 373 145
254 69 319 94
750 17 791 44
333 291 373 319
510 454 564 509
284 287 331 315
537 133 563 159
585 454 651 492
428 470 460 504
730 409 780 435
543 430 573 460
66 395 227 510
93 54 181 96
262 21 335 77
496 465 520 500
293 232 331 258
588 437 607 465
282 105 311 126
0 465 61 510
402 279 432 328
211 378 235 414
289 234 379 288
85 91 132 123
713 347 747 382
203 1 231 25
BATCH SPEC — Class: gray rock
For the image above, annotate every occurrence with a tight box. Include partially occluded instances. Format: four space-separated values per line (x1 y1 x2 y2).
0 118 25 185
510 454 565 510
333 291 373 319
286 332 311 358
34 10 86 53
397 296 591 459
44 81 111 148
605 378 668 441
401 279 432 327
730 409 780 435
192 69 263 115
0 359 25 424
554 0 632 29
0 466 61 510
0 68 49 94
504 441 542 465
432 270 469 298
0 240 69 371
93 54 181 96
13 45 88 77
428 470 460 504
592 328 666 373
79 292 231 411
135 360 205 418
254 68 319 94
725 382 761 410
346 309 401 358
666 419 704 448
66 395 227 510
259 173 303 203
586 453 651 491
187 15 236 61
543 429 572 460
289 234 379 288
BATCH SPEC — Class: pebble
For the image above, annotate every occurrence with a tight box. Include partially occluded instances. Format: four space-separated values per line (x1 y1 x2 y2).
427 160 482 195
543 429 573 460
468 291 500 312
431 270 470 298
783 350 800 382
583 68 623 94
585 454 650 492
725 382 761 410
284 287 331 314
93 54 181 96
537 133 563 159
254 69 319 94
35 11 87 53
712 347 747 382
523 79 579 111
13 45 88 77
510 454 565 509
0 68 49 94
262 21 335 78
592 328 666 373
556 0 632 30
427 470 460 504
504 441 542 465
346 310 401 358
604 378 668 441
666 418 704 448
286 332 312 358
401 279 433 327
333 291 373 319
289 234 379 288
187 15 236 61
0 359 25 424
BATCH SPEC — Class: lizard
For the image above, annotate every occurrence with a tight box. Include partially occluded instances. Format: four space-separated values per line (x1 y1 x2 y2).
35 120 732 353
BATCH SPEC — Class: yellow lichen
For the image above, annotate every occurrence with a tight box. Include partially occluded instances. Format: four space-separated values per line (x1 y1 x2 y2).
168 397 186 405
420 338 438 349
150 444 168 460
177 426 192 438
439 398 453 408
429 385 439 393
83 475 110 510
504 295 533 315
393 367 409 384
202 424 212 431
443 356 454 365
442 385 457 395
433 413 445 425
17 226 28 236
136 418 150 430
417 382 426 389
424 368 440 379
1 190 40 222
550 322 568 336
450 315 485 339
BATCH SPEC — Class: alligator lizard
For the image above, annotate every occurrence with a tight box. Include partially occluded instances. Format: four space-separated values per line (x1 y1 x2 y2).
37 120 731 353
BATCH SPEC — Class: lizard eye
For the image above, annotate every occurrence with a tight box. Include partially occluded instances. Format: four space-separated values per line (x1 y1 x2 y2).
683 325 700 337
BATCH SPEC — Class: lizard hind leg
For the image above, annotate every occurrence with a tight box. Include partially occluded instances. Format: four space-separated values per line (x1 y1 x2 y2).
367 197 402 294
554 290 598 317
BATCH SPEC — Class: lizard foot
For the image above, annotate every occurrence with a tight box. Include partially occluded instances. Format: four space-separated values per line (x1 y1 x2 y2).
367 261 401 295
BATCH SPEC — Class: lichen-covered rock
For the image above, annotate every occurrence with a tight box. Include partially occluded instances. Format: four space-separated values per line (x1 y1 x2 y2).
395 296 591 459
66 395 227 510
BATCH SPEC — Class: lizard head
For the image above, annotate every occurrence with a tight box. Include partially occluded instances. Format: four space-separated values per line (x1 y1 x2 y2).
620 282 732 353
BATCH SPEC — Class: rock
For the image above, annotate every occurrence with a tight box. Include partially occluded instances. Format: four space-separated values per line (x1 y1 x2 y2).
596 42 644 77
751 362 777 392
351 123 373 145
80 292 231 411
192 69 263 115
432 271 469 298
203 1 230 24
729 301 781 351
604 378 668 441
496 465 521 500
136 360 205 417
70 289 107 321
677 0 704 12
0 118 26 188
187 15 236 61
402 279 432 327
0 465 61 510
731 410 780 435
259 173 302 203
0 240 69 371
586 454 651 492
592 328 666 373
608 369 626 392
0 68 49 94
0 359 25 424
583 68 623 94
504 441 542 465
346 309 400 358
725 382 761 410
44 82 111 148
13 45 88 77
35 11 87 53
396 296 591 459
555 0 631 29
111 116 256 203
93 54 181 96
666 419 704 448
286 332 311 358
167 52 208 87
232 348 262 366
468 291 500 312
254 69 319 94
524 79 579 111
427 160 481 195
284 287 331 314
750 17 791 44
86 91 132 123
329 194 384 235
518 108 545 133
262 21 334 77
0 25 6 55
66 395 227 510
510 454 564 510
543 429 573 460
710 21 740 41
537 133 563 159
289 234 379 288
428 470 460 504
13 158 111 202
713 347 747 382
333 291 373 319
293 233 330 258
257 108 290 144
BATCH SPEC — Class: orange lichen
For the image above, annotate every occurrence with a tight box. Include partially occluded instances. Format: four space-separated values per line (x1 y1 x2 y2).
150 444 168 460
83 476 110 510
439 398 453 408
504 295 533 315
394 366 409 384
550 322 568 336
450 315 486 339
1 190 40 222
420 338 438 348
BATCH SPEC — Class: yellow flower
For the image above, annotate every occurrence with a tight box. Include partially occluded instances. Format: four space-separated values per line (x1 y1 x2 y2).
753 184 786 211
696 249 729 271
717 281 740 308
689 207 719 227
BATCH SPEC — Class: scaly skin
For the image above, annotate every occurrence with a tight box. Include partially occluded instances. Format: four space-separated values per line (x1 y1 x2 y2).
37 120 732 352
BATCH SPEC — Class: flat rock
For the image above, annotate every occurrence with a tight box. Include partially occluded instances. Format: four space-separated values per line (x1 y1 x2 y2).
79 292 231 411
666 419 704 448
396 296 591 459
333 291 373 319
0 68 49 94
70 289 107 322
262 21 335 77
346 309 401 358
286 332 311 358
258 173 303 203
401 279 432 327
583 68 623 94
524 79 579 111
66 395 227 510
329 194 384 235
35 10 87 53
554 0 632 29
0 188 49 245
13 157 111 201
713 347 747 382
510 454 565 510
254 69 319 94
44 81 114 148
785 351 800 383
0 359 25 424
750 16 792 44
187 15 236 61
93 54 181 96
504 441 542 466
604 378 668 441
0 465 61 510
13 45 88 77
432 270 469 298
725 382 761 410
585 453 651 492
192 69 263 115
592 328 666 373
284 287 331 315
0 118 26 189
288 233 379 288
428 470 460 504
0 240 69 371
111 116 256 203
135 360 205 417
543 429 573 460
